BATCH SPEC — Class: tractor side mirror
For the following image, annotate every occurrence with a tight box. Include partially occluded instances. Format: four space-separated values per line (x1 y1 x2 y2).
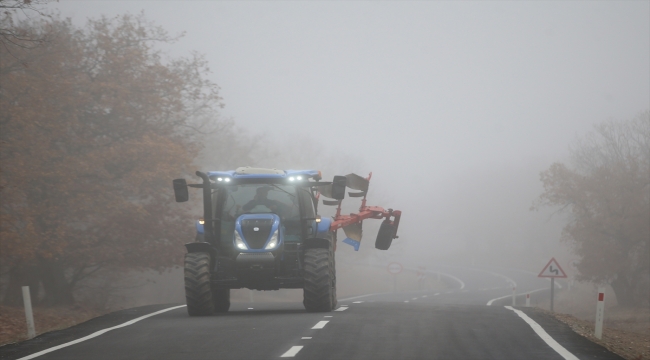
331 176 347 200
375 220 395 250
173 179 189 202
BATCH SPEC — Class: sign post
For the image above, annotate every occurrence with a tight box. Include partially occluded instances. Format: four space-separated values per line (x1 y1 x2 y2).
387 262 403 293
22 286 35 339
538 257 567 312
416 266 426 290
595 287 606 339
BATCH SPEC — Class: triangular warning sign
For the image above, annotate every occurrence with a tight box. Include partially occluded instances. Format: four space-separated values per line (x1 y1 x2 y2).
538 257 567 278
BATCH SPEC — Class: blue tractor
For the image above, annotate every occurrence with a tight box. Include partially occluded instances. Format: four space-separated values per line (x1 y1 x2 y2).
173 167 401 315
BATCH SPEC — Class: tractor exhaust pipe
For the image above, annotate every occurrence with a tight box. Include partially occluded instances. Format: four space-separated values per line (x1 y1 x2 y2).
195 171 216 246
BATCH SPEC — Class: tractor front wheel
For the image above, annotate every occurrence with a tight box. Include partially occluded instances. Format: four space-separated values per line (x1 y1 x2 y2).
303 247 334 312
184 252 215 316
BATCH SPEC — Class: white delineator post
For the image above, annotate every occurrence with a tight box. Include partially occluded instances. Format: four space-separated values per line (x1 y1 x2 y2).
22 286 36 339
525 293 530 307
594 286 605 339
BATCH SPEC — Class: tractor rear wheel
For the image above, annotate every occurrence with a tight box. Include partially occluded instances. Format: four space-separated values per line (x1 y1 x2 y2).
184 252 214 316
303 247 334 312
213 288 230 312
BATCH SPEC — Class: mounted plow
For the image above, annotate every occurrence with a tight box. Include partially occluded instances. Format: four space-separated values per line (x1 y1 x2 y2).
317 172 402 251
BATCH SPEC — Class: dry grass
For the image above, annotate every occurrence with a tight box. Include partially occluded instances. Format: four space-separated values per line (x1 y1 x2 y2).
533 281 649 360
546 309 650 360
0 305 105 346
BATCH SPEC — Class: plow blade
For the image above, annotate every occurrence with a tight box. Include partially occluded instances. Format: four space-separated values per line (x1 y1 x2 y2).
345 173 369 192
342 222 363 242
316 184 333 199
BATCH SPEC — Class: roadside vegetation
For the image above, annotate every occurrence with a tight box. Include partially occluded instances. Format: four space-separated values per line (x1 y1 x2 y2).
533 112 650 308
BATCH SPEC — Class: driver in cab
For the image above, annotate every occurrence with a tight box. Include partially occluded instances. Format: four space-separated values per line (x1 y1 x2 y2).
242 186 287 214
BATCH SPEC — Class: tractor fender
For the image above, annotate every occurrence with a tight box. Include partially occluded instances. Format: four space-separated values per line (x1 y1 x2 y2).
185 242 217 258
304 229 333 250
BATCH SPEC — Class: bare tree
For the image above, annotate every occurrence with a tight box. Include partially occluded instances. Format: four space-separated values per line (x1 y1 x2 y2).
1 0 55 60
534 111 650 306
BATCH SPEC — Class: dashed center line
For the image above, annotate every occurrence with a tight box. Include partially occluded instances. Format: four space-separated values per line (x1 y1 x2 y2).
301 337 312 340
434 292 440 296
334 306 348 311
404 300 410 303
352 301 364 303
412 297 418 300
311 320 329 329
324 315 333 317
422 295 428 298
280 346 304 357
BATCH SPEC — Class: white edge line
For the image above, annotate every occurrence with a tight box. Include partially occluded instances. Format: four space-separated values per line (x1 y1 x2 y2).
427 271 466 290
280 345 304 357
487 287 547 306
338 292 387 301
504 306 579 360
480 270 517 289
18 305 187 360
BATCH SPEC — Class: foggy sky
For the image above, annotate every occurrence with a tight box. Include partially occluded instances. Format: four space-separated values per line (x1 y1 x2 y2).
51 1 649 265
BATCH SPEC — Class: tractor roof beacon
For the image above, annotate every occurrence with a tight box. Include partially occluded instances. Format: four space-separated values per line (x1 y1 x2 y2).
172 167 402 315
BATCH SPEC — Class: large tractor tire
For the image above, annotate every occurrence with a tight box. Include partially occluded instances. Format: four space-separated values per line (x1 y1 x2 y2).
331 248 337 309
303 247 335 312
213 288 230 312
184 252 214 316
330 232 337 309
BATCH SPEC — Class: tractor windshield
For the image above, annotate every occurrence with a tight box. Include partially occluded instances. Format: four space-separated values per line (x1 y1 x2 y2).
219 184 301 246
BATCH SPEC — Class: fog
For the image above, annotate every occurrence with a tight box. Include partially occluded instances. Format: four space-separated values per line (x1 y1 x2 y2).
51 1 649 273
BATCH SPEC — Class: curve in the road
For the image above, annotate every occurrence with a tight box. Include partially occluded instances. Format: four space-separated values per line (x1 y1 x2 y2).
16 305 186 360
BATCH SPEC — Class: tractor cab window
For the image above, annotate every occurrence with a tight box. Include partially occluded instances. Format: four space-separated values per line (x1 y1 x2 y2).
299 188 316 219
220 184 300 244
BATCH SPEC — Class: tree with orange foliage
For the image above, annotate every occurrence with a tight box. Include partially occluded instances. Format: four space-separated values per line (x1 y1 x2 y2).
0 14 224 306
534 112 650 306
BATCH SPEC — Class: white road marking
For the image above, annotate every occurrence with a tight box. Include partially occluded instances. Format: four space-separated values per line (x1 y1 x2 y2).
404 300 409 303
280 346 304 357
312 320 329 329
480 270 517 289
338 293 387 301
434 293 440 296
352 301 364 303
412 297 418 300
505 306 579 360
431 271 466 290
422 295 428 298
17 305 187 360
248 308 254 309
324 315 333 317
334 307 348 311
301 337 312 340
487 287 547 306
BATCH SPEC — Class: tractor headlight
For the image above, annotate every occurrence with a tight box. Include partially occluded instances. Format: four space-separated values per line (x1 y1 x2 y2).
265 229 279 250
234 231 248 250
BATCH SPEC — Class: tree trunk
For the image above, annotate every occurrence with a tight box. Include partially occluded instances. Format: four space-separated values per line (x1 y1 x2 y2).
2 265 40 306
610 276 636 307
38 260 75 306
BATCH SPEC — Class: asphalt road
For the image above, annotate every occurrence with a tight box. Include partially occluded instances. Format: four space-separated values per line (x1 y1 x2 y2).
1 266 624 360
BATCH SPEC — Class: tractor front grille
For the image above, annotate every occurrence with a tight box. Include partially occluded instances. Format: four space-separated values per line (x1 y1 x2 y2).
241 219 274 249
